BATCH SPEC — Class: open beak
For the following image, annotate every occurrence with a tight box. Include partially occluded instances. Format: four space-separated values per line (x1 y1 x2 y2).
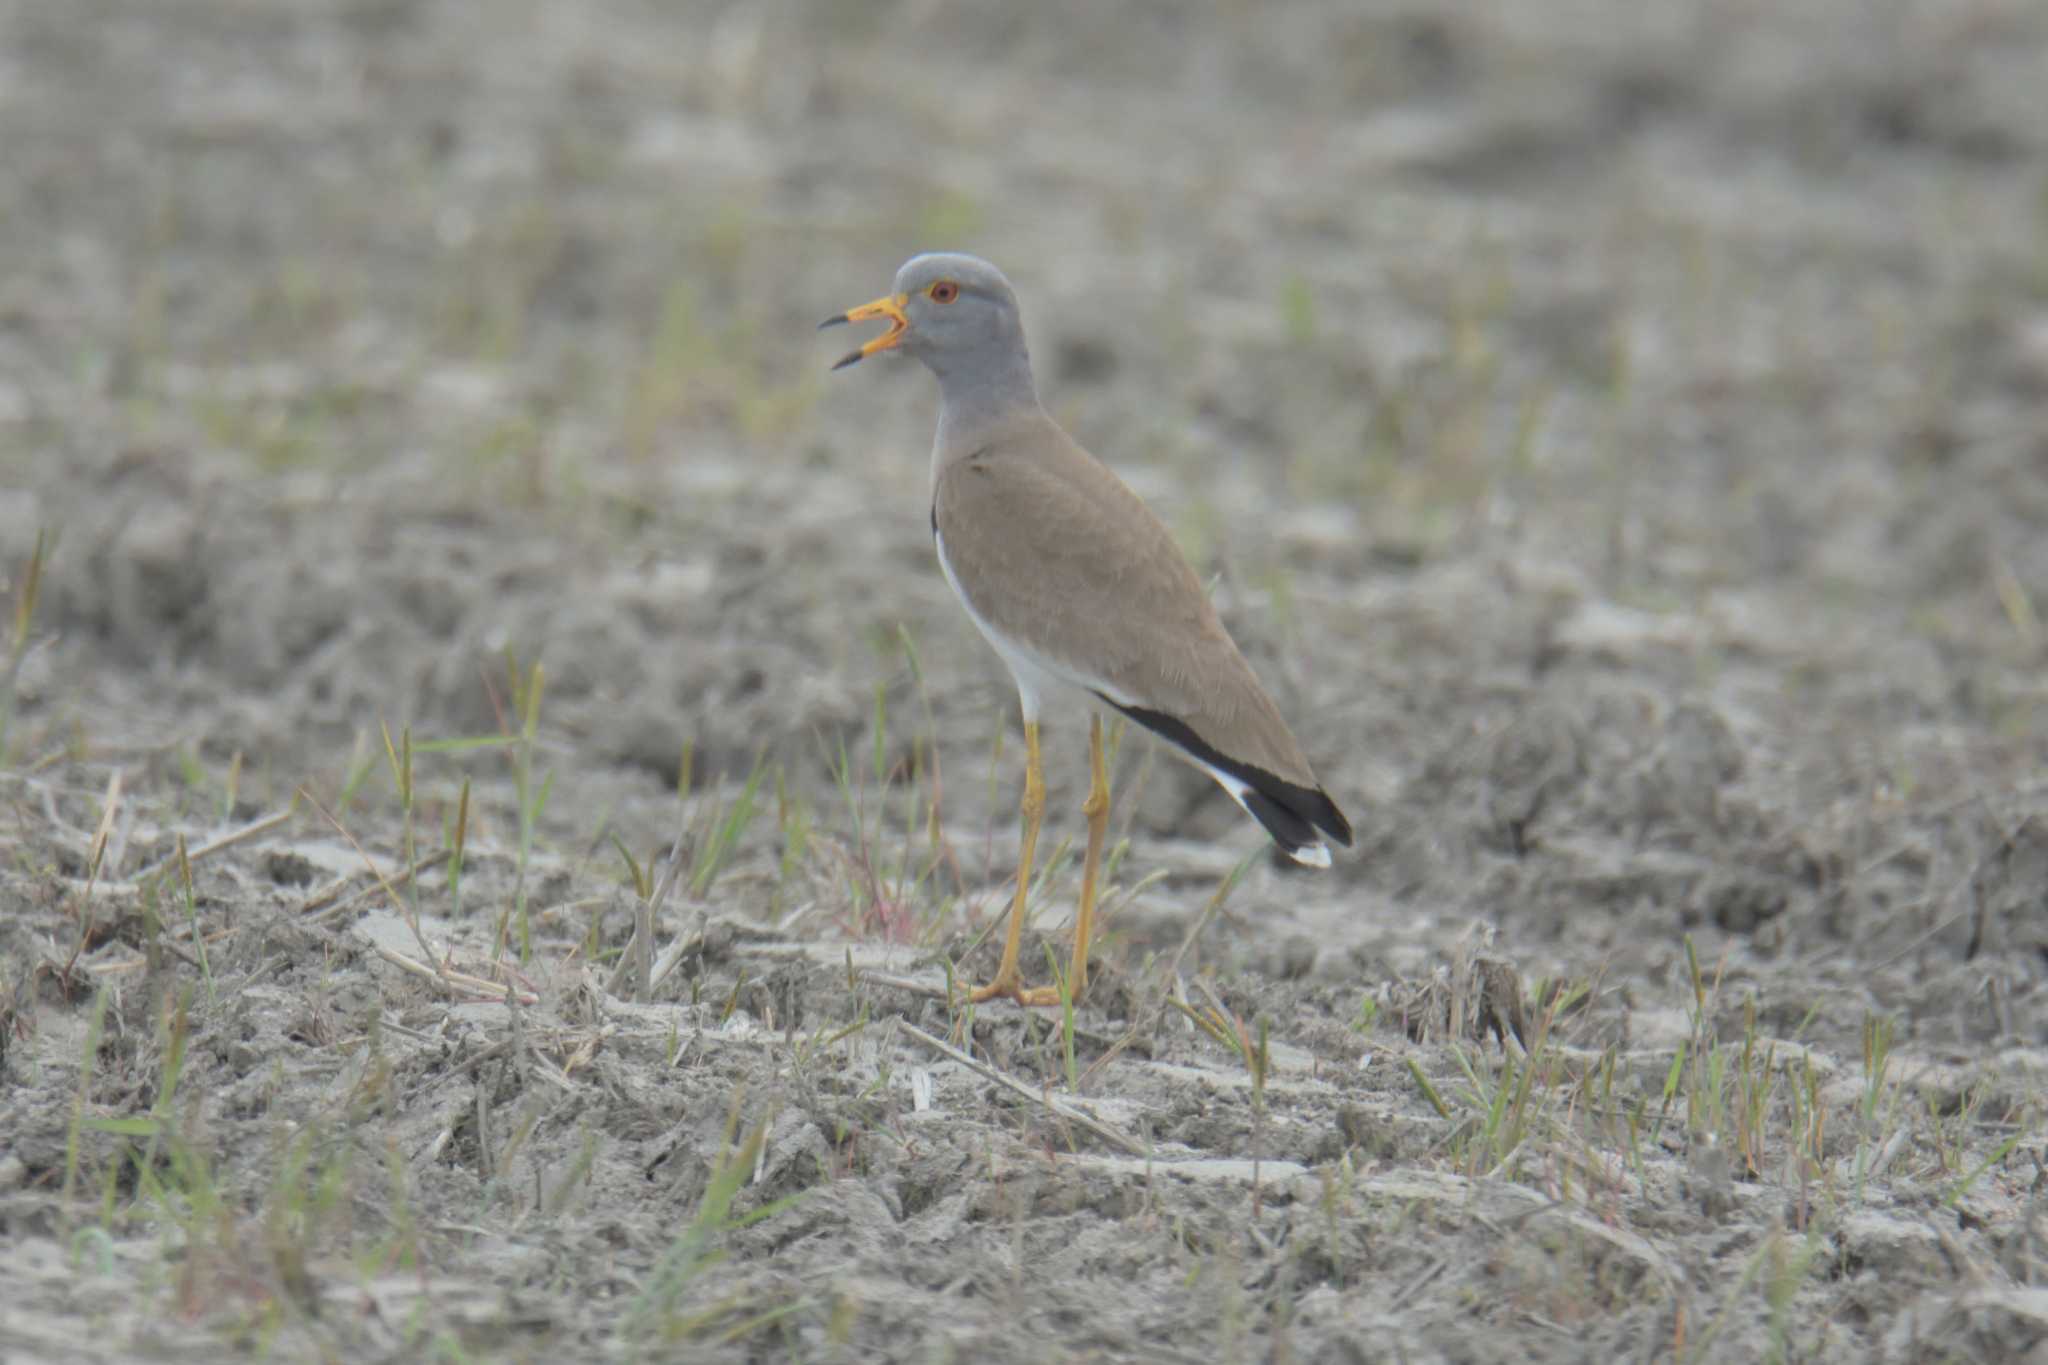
819 292 909 370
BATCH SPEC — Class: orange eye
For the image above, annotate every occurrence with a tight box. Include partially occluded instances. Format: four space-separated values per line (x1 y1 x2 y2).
929 280 960 304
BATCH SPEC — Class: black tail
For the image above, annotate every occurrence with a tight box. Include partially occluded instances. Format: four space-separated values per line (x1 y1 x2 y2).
1098 696 1352 858
1239 784 1352 860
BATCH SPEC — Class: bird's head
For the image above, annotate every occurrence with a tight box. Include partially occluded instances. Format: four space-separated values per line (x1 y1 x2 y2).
822 253 1025 380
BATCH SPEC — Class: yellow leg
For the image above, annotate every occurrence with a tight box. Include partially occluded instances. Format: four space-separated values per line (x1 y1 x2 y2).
971 720 1043 1004
967 716 1110 1009
1067 713 1110 999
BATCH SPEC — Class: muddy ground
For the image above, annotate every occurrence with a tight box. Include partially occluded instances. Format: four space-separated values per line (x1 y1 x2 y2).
4 0 2048 1360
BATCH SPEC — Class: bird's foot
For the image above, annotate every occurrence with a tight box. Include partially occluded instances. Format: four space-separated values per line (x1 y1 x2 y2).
965 969 1079 1009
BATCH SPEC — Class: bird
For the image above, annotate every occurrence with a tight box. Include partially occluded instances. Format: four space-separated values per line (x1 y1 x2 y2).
823 252 1350 1006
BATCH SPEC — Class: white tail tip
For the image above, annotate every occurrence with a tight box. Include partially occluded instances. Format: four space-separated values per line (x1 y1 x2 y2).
1288 841 1332 869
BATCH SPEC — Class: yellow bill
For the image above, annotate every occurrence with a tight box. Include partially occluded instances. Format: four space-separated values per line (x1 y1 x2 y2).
819 293 910 369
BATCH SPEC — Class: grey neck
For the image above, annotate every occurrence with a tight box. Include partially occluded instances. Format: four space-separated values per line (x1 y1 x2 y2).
930 346 1042 460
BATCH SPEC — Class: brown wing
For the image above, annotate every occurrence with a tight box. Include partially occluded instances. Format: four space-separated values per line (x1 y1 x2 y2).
932 416 1322 792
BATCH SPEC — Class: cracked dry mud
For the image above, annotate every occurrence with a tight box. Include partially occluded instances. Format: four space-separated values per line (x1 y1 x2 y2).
4 1 2048 1361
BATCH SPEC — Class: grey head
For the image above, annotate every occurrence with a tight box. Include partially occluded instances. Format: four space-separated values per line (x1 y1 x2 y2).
822 253 1039 414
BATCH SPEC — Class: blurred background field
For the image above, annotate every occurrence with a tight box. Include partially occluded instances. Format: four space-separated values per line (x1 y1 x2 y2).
4 1 2048 1360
